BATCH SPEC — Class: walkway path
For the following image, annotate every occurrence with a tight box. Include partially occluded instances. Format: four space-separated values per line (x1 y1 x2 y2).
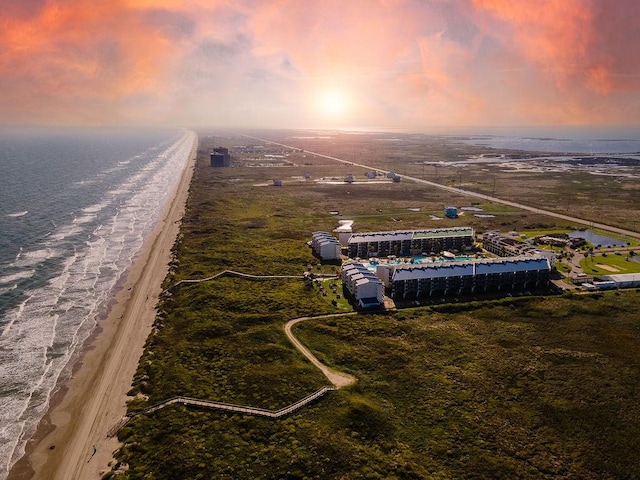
109 272 355 436
284 314 358 388
171 270 337 289
172 271 357 389
109 387 336 435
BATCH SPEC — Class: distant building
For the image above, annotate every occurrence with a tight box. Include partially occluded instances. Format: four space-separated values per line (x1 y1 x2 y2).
444 206 458 218
483 231 556 266
598 273 640 289
347 227 474 259
210 147 231 167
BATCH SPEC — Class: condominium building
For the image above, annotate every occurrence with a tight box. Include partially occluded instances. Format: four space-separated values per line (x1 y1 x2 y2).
482 231 555 266
310 232 342 261
347 227 474 259
378 256 550 300
341 261 385 309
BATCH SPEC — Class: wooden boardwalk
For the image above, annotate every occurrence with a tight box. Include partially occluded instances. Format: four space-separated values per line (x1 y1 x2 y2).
109 387 336 437
170 269 337 289
106 270 349 438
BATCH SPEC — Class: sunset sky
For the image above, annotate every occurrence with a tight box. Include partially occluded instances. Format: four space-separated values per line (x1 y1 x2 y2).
1 0 639 130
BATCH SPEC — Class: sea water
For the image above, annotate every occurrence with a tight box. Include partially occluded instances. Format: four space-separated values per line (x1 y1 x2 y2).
0 127 195 478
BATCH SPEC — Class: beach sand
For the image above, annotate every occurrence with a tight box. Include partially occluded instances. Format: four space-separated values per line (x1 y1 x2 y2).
7 139 197 480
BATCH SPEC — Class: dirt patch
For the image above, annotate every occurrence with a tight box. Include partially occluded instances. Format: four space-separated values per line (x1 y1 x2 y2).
595 264 620 272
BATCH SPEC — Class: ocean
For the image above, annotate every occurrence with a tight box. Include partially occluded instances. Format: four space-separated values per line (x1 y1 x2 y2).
0 127 195 478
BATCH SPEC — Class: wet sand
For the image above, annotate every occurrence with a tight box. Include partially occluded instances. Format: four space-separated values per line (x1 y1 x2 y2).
7 138 197 480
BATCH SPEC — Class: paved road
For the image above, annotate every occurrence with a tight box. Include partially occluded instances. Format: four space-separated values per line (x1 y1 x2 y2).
240 133 640 241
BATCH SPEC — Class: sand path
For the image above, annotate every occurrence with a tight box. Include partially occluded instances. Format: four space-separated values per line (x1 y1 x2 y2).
8 137 196 480
284 314 357 389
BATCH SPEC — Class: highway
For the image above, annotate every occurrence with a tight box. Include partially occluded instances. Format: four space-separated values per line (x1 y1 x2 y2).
242 133 640 241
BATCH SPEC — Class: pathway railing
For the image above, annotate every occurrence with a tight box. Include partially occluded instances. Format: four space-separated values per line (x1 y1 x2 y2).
109 386 336 437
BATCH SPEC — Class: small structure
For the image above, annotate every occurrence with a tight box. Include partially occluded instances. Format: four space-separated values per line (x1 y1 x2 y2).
570 273 593 285
444 206 458 218
333 220 354 246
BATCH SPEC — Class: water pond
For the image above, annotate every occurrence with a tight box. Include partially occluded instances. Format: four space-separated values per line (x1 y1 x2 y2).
569 230 627 247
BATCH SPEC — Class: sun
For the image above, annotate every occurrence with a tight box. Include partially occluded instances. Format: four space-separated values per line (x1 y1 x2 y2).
316 89 351 119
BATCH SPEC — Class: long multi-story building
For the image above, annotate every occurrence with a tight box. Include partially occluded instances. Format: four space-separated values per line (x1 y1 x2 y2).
376 256 550 300
347 227 474 259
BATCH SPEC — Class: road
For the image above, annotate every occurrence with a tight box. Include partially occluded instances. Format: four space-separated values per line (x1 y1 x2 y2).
240 133 640 241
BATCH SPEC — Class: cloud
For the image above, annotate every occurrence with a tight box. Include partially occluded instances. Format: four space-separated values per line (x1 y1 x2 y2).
0 0 637 127
473 0 640 95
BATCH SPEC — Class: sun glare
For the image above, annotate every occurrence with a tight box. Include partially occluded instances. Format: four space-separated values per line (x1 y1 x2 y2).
316 90 350 119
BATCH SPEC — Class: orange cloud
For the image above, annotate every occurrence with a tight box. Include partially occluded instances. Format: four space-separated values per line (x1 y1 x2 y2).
0 0 188 123
0 0 637 127
473 0 640 95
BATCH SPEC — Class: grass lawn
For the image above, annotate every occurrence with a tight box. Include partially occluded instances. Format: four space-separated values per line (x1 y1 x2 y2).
581 254 640 275
517 229 572 239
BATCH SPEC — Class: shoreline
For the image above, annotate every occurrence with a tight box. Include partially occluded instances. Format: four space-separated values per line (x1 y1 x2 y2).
7 135 197 480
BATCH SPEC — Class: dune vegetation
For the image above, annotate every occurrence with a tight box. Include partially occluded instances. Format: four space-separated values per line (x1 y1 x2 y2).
108 138 640 479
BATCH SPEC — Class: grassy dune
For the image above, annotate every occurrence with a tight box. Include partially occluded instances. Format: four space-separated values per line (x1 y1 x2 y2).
108 136 640 479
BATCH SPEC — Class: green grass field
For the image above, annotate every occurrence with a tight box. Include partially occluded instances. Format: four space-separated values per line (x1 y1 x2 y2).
581 253 640 275
107 135 640 480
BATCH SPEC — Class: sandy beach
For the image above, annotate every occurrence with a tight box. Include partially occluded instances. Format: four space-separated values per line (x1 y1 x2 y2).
7 138 197 480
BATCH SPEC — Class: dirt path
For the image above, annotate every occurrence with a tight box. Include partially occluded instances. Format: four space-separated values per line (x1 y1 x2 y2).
8 137 196 480
284 314 357 388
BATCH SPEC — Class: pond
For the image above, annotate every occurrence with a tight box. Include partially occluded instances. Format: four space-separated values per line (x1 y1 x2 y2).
569 230 627 247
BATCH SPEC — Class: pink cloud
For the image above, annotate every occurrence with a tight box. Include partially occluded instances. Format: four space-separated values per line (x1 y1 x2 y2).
0 0 637 127
473 0 640 95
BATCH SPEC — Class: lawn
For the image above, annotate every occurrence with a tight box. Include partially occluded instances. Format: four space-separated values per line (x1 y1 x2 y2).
581 253 640 275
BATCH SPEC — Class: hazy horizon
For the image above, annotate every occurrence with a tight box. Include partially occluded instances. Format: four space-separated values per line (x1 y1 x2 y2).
1 1 639 130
